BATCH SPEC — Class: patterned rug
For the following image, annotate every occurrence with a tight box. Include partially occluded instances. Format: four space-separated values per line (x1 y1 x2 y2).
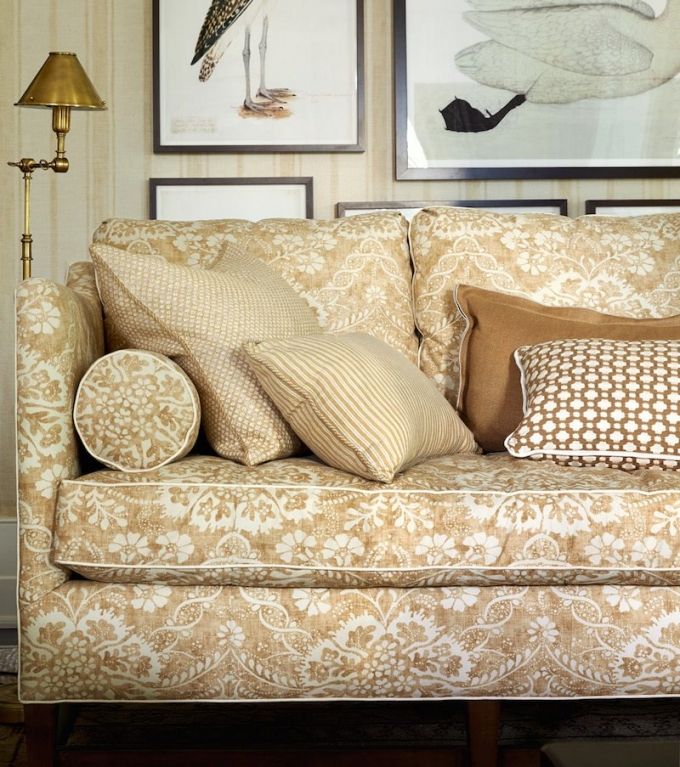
2 668 680 767
0 646 18 684
0 671 22 767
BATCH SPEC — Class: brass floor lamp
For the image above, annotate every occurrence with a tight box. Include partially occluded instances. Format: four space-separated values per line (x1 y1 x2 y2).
9 52 106 279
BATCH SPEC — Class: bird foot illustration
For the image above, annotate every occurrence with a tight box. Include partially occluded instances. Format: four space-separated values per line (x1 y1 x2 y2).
243 96 284 115
440 94 526 133
257 87 295 104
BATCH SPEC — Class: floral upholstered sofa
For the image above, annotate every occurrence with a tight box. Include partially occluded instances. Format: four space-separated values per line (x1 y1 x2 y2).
16 207 680 763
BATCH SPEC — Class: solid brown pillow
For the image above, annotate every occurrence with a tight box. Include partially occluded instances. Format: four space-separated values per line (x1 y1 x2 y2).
455 285 680 453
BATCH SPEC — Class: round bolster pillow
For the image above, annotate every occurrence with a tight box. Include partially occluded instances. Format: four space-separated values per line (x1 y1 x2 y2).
74 349 201 472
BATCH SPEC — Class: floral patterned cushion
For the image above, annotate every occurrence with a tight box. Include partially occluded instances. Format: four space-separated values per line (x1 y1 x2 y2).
410 207 680 403
74 350 201 471
92 214 418 363
53 452 680 587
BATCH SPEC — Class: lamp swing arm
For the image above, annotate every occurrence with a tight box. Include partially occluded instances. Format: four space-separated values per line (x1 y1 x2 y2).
8 104 72 175
7 106 72 280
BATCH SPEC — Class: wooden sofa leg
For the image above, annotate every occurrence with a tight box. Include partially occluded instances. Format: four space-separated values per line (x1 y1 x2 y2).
466 700 501 767
24 704 58 767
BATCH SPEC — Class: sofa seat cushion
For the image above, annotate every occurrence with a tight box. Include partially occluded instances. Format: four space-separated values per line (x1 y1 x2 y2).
54 454 680 588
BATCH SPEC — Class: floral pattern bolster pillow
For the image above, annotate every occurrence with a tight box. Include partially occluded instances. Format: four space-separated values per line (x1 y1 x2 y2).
74 349 201 472
505 338 680 471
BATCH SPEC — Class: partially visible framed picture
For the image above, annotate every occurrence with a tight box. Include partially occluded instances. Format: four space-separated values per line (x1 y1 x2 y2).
394 0 680 180
585 199 680 216
153 0 364 153
336 199 568 220
150 177 314 220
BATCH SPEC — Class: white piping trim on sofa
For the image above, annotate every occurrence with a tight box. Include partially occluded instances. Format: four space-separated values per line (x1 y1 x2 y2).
55 560 680 573
58 479 680 497
19 692 680 705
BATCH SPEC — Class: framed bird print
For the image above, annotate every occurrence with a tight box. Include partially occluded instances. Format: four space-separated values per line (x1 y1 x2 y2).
149 177 314 219
153 0 364 153
394 0 680 180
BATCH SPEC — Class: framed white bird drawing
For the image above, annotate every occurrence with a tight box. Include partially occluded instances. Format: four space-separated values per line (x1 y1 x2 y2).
154 0 364 152
444 0 680 133
394 0 680 179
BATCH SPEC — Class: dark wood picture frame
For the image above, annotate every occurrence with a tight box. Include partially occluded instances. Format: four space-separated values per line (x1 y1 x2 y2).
585 199 680 215
336 199 569 218
394 0 680 180
150 177 314 219
153 0 364 153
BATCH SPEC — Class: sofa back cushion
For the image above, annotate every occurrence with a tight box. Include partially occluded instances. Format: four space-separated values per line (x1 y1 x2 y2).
410 207 680 405
92 213 418 363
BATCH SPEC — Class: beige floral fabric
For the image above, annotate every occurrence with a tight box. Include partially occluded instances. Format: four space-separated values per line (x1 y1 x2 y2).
16 278 104 603
18 215 680 705
91 242 321 465
246 333 478 482
410 208 680 402
74 350 201 472
92 215 418 363
20 580 680 701
506 338 680 471
53 453 680 587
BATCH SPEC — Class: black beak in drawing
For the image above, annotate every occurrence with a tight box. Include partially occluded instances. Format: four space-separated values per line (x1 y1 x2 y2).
440 95 526 133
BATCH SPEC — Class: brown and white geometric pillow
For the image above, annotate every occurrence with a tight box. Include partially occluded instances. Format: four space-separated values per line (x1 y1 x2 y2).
505 338 680 470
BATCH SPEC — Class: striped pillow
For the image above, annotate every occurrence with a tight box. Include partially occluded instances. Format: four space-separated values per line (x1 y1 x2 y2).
245 333 479 482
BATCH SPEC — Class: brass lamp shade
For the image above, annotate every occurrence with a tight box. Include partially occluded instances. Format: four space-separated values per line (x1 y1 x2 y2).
16 52 106 110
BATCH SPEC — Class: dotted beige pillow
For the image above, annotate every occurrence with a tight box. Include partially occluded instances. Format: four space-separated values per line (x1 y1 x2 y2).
90 242 321 465
505 338 680 471
74 350 201 472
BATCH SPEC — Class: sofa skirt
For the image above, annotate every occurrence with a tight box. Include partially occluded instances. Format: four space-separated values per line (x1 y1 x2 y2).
19 581 680 702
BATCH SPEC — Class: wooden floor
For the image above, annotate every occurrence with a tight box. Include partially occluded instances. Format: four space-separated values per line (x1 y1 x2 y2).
52 750 543 767
4 739 544 767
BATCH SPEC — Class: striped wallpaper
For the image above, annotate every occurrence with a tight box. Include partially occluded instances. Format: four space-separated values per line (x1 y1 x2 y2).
1 0 679 516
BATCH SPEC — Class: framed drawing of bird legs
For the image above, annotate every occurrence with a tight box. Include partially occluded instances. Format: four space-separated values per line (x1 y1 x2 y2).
153 0 364 152
394 0 680 180
255 15 294 106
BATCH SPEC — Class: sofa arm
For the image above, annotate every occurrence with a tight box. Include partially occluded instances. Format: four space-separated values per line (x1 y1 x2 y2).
16 277 105 603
